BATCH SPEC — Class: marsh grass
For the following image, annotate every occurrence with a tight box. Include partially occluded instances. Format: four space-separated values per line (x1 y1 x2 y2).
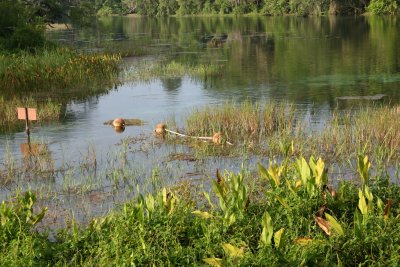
185 101 295 143
181 102 399 162
0 48 121 95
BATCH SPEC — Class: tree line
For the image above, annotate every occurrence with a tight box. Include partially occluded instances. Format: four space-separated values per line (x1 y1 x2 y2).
98 0 399 16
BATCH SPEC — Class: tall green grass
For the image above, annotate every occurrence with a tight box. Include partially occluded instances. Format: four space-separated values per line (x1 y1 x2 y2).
0 48 121 95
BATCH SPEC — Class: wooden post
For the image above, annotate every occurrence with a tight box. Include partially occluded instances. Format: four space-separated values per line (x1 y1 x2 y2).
24 107 30 143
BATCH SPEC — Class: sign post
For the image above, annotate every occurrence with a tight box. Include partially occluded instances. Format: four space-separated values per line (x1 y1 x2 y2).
17 107 37 146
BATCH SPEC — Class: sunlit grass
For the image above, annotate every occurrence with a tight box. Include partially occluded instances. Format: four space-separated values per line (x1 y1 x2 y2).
177 102 399 162
0 48 121 94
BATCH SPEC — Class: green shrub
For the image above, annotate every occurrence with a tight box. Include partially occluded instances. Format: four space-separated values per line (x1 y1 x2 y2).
7 25 45 52
368 0 399 14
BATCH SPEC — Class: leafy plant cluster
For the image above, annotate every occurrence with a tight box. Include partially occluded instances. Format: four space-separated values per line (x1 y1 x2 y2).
2 153 400 265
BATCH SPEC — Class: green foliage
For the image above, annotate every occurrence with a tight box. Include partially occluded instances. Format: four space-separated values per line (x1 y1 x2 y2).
368 0 399 14
0 192 51 266
7 24 46 52
1 156 400 265
262 0 289 15
158 0 179 16
0 0 45 51
176 0 202 15
108 0 375 16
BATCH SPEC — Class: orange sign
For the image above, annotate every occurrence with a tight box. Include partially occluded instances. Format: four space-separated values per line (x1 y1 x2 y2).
17 107 37 121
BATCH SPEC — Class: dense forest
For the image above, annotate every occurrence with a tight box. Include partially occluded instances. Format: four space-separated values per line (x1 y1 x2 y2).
98 0 398 16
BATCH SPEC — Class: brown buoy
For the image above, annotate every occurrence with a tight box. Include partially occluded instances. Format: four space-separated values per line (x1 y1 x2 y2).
112 118 125 127
212 132 222 145
155 123 167 134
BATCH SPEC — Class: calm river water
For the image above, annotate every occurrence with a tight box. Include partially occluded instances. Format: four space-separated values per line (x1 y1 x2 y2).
0 16 399 222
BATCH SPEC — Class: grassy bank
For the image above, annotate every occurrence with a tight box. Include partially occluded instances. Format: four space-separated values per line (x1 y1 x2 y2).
1 154 400 265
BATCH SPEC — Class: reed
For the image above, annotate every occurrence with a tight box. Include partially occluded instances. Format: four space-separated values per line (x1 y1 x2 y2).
181 102 399 162
184 101 295 143
0 48 121 94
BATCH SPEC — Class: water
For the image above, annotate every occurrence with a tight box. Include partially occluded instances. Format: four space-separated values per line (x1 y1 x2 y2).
1 16 399 224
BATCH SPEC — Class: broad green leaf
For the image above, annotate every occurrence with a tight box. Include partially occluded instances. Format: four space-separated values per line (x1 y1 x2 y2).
297 157 311 185
267 163 281 187
261 211 273 246
377 197 384 211
192 210 213 219
203 258 223 267
358 189 368 216
295 179 302 189
222 243 244 258
364 186 373 203
274 228 285 249
145 194 155 212
325 213 344 236
315 158 327 187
